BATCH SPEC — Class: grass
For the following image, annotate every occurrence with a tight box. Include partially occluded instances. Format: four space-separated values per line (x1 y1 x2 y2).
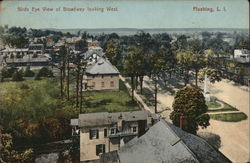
207 97 239 112
206 100 221 108
83 79 140 113
209 112 248 122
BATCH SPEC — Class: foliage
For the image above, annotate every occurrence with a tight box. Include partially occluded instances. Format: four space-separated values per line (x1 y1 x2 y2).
40 118 71 139
105 40 121 66
12 69 24 81
170 86 210 134
0 133 34 162
37 67 53 77
23 66 35 77
1 34 28 48
1 67 17 78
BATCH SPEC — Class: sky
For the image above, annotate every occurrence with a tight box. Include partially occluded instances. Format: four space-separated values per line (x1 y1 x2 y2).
0 0 249 29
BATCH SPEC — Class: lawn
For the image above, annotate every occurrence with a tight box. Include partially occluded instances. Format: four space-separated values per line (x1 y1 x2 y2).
83 80 140 113
0 78 139 148
209 112 248 122
207 97 239 112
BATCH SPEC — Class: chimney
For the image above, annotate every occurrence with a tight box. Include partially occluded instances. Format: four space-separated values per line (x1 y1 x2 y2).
180 115 187 130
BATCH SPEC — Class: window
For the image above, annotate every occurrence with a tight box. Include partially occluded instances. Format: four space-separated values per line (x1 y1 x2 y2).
89 129 99 139
110 128 116 135
110 81 114 87
132 127 137 133
102 75 104 78
96 144 105 156
111 75 113 78
92 82 95 88
101 82 105 88
104 128 108 138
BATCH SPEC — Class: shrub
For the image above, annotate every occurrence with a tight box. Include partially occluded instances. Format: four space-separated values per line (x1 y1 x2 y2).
24 66 35 77
12 70 24 81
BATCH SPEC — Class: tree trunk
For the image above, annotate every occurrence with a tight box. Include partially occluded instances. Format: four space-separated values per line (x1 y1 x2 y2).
135 76 138 90
184 70 189 86
80 70 83 112
67 56 70 100
139 76 144 94
60 68 64 98
131 76 134 102
195 69 198 87
76 65 80 107
154 76 158 113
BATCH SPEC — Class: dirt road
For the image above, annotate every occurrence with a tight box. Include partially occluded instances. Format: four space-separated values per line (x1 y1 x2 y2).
143 77 250 163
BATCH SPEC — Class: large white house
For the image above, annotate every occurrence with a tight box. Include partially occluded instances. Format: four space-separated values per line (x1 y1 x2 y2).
234 49 250 63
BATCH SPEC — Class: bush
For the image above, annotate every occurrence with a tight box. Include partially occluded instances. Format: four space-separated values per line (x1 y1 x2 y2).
12 70 24 81
1 67 17 78
24 66 35 77
37 67 53 77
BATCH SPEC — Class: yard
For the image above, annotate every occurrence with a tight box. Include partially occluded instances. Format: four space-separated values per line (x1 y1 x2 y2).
0 78 139 146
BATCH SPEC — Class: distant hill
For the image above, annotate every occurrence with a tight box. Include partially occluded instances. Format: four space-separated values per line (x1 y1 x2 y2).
42 28 249 36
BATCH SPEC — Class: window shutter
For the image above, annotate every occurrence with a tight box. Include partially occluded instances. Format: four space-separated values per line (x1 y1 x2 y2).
96 129 99 139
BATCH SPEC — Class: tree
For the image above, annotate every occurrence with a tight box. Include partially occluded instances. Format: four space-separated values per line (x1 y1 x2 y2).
37 67 53 77
23 66 35 77
0 133 34 162
105 40 121 66
170 86 210 134
12 69 24 81
176 51 194 85
124 46 139 102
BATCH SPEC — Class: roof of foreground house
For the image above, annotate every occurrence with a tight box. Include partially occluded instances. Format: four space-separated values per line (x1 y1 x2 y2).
101 119 231 163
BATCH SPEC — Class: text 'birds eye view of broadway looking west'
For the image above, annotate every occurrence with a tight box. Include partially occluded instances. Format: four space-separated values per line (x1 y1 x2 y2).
0 0 249 163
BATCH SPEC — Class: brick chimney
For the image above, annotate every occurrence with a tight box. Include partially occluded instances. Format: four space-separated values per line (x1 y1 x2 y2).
180 115 187 130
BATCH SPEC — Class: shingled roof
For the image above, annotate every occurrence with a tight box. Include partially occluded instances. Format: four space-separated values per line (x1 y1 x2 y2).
101 120 231 163
72 110 158 128
86 57 119 75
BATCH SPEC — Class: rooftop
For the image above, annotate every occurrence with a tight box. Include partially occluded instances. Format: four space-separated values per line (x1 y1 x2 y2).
102 120 231 163
72 110 158 128
86 57 119 75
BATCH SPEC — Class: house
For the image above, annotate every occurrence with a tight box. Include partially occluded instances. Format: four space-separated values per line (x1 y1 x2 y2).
4 55 51 68
0 48 29 58
28 44 44 55
101 120 231 163
84 57 119 91
70 110 159 162
233 49 250 63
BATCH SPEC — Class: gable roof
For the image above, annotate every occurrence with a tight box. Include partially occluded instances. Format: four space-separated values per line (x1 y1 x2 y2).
76 110 158 127
86 57 119 75
118 120 199 163
112 120 231 163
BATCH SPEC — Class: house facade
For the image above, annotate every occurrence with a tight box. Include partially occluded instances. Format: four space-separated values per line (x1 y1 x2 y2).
70 111 159 162
85 57 120 91
234 49 250 63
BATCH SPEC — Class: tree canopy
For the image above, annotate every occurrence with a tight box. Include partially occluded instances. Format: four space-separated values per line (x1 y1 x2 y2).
170 86 210 134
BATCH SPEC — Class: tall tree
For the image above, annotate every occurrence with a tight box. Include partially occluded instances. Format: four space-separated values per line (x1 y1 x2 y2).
170 86 210 134
124 46 140 102
58 46 67 98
